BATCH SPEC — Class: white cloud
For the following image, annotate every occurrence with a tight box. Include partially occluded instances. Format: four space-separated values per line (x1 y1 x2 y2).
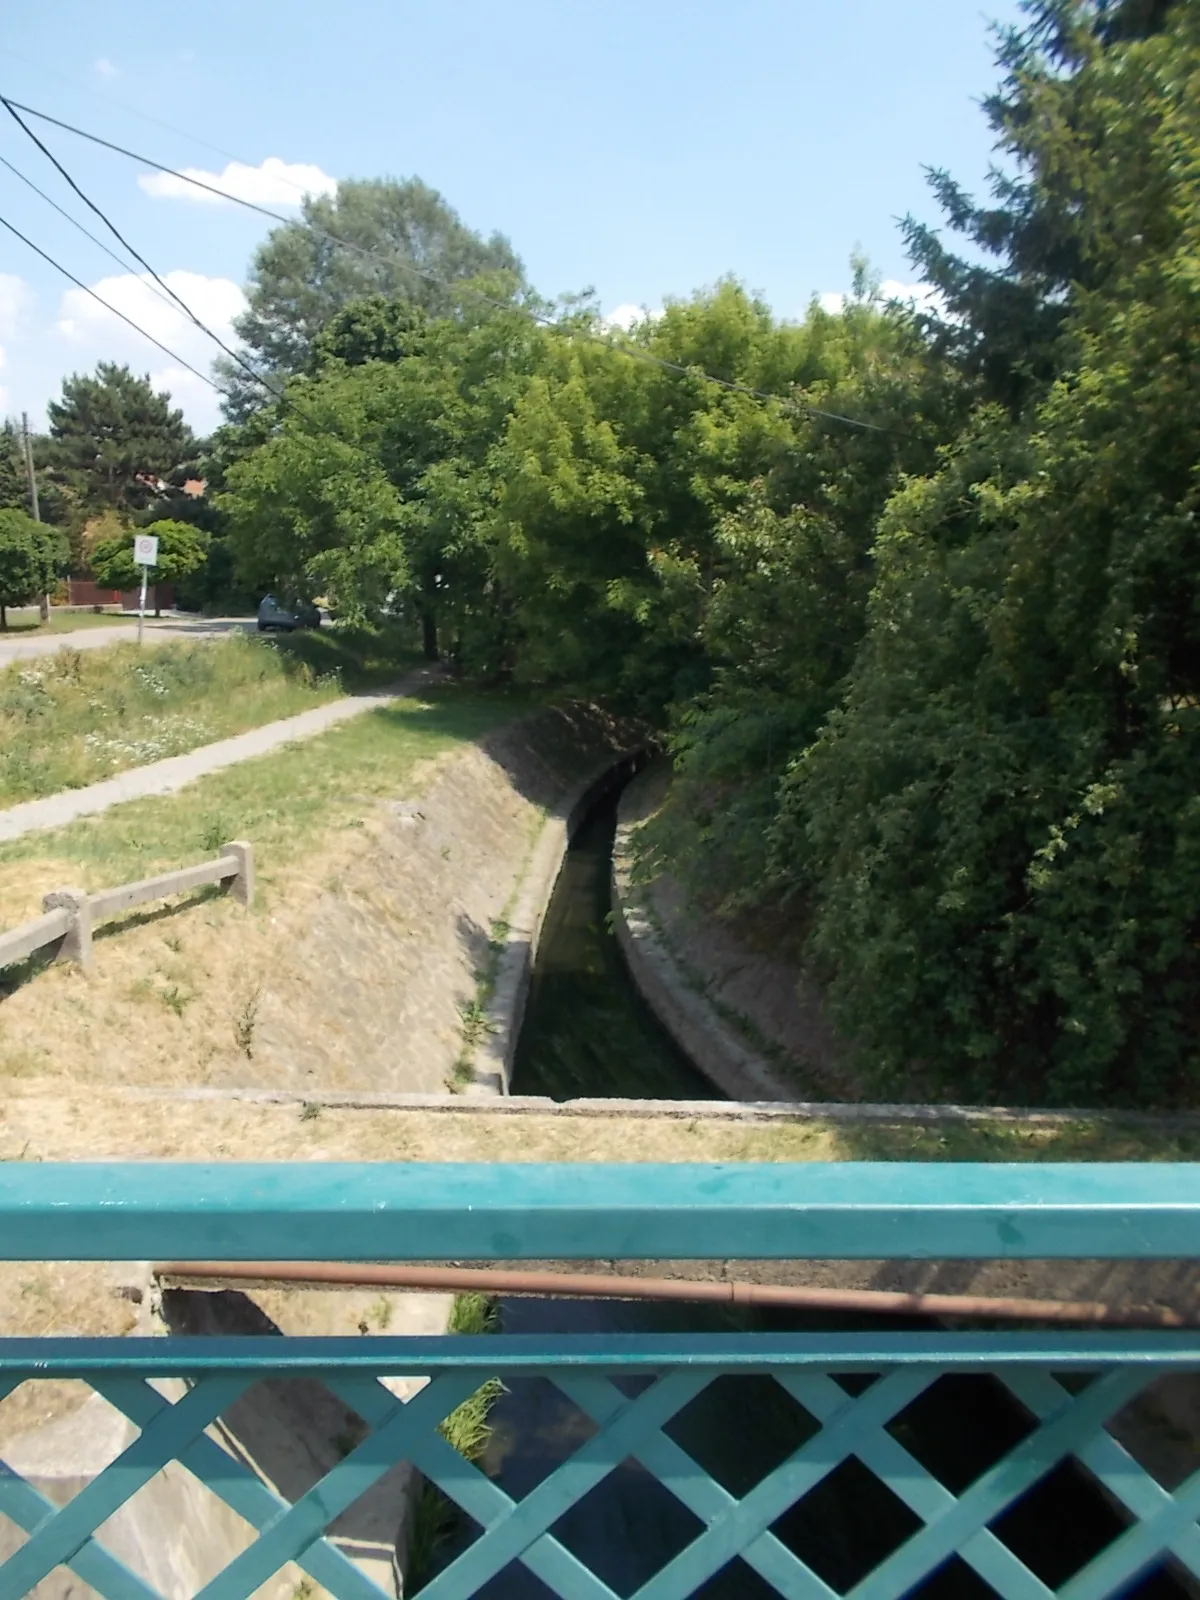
57 270 246 347
0 275 32 338
52 271 248 433
813 279 945 318
148 365 219 413
94 57 119 78
603 302 661 333
139 157 337 207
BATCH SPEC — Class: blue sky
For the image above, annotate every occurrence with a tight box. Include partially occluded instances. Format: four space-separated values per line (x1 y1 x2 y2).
0 0 1022 434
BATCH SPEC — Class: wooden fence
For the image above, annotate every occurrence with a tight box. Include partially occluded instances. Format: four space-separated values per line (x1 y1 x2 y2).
0 841 252 976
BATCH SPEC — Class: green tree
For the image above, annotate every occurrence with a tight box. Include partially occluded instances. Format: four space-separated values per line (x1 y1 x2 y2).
0 422 28 512
0 509 67 627
219 178 526 416
902 0 1184 409
47 365 194 517
222 302 545 653
89 519 211 615
782 0 1200 1106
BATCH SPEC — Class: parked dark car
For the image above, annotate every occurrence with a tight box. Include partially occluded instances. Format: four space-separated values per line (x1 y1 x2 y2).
257 595 321 632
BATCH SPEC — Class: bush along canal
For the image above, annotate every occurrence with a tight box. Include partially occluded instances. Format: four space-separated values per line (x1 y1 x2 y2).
421 788 1185 1598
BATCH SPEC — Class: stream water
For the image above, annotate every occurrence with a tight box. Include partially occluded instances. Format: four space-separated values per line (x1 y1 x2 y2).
433 791 1180 1598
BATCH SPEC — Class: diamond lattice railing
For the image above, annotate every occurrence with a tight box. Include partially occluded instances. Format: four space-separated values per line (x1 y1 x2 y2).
0 1335 1198 1600
2 1160 1200 1598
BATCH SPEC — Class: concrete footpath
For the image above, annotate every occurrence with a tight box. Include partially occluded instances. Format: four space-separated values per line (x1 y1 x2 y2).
0 664 440 843
0 615 253 667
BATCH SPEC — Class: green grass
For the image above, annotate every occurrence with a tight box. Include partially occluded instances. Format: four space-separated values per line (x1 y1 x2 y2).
0 625 421 805
0 684 533 901
1 609 135 635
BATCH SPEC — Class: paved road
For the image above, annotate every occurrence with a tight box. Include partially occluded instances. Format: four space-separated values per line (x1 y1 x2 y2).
0 616 254 667
0 664 441 844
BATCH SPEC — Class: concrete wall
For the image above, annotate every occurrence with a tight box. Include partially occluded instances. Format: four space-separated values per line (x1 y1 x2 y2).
462 747 646 1094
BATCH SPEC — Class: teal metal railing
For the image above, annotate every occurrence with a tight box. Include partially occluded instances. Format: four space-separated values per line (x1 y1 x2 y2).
1 1161 1198 1598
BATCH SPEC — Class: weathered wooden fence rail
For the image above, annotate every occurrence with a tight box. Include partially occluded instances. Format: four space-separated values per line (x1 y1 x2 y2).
1 1161 1199 1597
0 841 252 975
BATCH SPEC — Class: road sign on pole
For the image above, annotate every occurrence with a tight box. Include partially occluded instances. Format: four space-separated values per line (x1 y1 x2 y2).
133 535 159 646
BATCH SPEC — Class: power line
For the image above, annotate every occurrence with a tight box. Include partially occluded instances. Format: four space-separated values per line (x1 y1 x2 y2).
0 152 190 322
0 96 281 399
0 95 890 435
0 210 221 391
0 47 313 195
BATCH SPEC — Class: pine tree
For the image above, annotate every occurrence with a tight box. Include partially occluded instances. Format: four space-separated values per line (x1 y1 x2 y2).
47 364 194 516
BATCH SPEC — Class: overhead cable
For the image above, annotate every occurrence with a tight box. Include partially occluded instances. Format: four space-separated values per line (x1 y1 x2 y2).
0 94 890 434
0 210 221 391
0 96 282 399
0 152 191 321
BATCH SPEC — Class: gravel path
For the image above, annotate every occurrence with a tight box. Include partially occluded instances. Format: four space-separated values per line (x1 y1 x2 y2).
0 616 254 667
0 664 440 844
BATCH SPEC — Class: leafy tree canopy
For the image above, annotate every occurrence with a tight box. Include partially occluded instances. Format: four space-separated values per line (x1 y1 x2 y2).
219 178 526 416
0 509 68 627
88 518 212 593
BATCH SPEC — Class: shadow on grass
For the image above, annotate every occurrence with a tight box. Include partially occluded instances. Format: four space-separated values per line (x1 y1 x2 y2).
270 622 424 693
91 882 226 944
832 1111 1200 1164
0 944 58 1000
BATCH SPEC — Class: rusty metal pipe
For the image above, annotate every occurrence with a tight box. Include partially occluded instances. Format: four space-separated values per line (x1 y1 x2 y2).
153 1260 1193 1330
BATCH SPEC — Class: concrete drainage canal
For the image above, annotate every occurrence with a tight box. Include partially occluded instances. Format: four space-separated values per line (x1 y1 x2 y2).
420 784 1186 1600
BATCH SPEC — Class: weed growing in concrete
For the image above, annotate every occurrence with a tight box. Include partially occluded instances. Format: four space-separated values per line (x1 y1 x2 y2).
447 913 517 1090
299 1101 321 1122
368 1296 394 1330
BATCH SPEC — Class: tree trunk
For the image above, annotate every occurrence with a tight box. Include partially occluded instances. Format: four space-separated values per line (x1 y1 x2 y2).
421 609 438 661
1 604 6 630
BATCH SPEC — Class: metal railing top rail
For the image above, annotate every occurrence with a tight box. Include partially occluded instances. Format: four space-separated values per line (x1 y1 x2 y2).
2 1328 1199 1377
4 1160 1200 1261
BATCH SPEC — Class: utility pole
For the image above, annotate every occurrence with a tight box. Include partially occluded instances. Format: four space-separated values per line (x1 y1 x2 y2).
20 412 49 623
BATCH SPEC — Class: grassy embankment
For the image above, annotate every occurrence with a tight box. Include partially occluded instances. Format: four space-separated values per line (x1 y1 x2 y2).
0 625 421 804
1 609 135 635
0 681 529 927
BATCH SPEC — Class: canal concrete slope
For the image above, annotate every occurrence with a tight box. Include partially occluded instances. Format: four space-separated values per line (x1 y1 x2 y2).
460 747 647 1094
611 765 802 1101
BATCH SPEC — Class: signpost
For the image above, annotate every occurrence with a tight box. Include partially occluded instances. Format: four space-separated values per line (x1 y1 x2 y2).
132 534 159 646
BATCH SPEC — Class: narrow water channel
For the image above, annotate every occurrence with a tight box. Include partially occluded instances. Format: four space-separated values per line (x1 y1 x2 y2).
509 798 716 1100
433 790 1181 1598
